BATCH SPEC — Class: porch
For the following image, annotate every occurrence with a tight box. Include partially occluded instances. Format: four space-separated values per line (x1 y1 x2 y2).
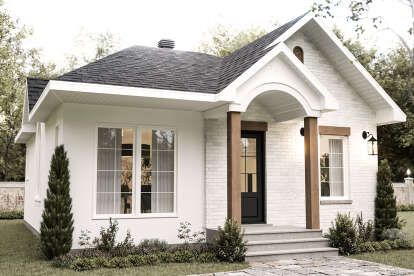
205 80 335 230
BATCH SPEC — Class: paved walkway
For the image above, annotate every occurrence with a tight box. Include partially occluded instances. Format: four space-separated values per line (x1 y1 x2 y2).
194 257 414 275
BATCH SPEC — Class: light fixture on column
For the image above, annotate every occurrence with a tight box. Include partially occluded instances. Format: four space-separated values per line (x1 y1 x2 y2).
362 131 378 155
407 168 412 177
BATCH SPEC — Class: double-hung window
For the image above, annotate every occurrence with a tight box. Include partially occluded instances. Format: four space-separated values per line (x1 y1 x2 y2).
319 135 348 198
96 127 176 216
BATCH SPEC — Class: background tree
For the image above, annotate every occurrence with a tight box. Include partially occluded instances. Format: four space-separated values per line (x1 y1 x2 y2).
199 24 266 57
374 159 402 239
0 0 118 181
63 31 119 72
313 1 414 180
312 0 414 84
0 0 30 181
40 145 74 259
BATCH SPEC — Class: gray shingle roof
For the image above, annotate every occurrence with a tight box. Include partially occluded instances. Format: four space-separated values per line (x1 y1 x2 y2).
27 78 49 111
27 14 306 112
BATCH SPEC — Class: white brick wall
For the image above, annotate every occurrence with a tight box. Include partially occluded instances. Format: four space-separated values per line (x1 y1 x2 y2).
286 32 377 230
205 118 227 228
205 31 378 231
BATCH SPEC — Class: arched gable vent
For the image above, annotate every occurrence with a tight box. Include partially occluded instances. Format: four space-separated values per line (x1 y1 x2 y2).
293 46 304 63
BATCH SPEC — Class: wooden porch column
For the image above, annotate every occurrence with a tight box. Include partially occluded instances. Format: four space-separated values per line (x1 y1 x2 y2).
304 117 320 229
227 111 241 222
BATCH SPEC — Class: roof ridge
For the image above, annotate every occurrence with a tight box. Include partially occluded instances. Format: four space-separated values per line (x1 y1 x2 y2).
222 12 309 61
58 45 223 80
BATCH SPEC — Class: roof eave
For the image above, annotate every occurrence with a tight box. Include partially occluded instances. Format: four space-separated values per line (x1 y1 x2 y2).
27 80 230 123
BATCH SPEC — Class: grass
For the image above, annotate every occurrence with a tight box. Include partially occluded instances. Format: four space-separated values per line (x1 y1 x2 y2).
351 211 414 270
0 220 248 275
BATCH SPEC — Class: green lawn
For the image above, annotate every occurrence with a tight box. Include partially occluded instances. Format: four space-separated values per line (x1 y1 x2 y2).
351 211 414 270
0 220 248 276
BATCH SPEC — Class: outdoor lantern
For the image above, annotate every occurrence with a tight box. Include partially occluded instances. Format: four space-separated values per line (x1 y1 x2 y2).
362 131 378 155
407 168 412 177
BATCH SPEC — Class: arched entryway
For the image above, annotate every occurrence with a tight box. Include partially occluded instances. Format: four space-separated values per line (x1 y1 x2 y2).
227 82 331 228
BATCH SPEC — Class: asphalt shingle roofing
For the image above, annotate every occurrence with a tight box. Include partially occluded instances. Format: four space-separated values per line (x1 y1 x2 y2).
27 14 306 112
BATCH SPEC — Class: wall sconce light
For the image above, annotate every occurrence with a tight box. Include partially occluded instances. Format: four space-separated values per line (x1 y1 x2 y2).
300 127 305 136
362 131 378 155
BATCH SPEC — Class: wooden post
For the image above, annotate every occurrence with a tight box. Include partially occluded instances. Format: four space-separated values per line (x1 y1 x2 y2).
304 117 320 229
227 111 241 222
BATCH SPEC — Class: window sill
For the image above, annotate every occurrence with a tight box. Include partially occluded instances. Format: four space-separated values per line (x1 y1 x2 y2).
92 213 178 220
320 199 353 205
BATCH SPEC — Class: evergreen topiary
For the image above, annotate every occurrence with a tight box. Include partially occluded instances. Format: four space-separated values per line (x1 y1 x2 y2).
40 145 74 259
374 159 402 240
325 213 358 255
214 218 246 262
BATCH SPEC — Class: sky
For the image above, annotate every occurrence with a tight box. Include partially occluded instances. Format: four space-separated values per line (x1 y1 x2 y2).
3 0 411 67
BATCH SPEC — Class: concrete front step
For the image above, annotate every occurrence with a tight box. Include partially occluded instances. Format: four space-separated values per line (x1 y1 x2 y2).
246 247 339 262
246 237 330 252
244 229 323 241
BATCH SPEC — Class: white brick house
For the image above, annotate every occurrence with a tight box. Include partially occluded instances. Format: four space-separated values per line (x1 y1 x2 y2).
16 13 405 254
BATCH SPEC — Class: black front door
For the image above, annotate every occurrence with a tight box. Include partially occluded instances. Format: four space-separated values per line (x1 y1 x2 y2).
240 131 265 224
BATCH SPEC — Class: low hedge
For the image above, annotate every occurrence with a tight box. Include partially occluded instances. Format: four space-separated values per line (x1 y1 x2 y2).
0 210 23 219
54 249 218 271
358 239 413 253
397 204 414 212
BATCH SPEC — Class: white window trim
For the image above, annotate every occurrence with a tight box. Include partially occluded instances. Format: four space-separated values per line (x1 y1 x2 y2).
92 123 178 220
319 134 350 201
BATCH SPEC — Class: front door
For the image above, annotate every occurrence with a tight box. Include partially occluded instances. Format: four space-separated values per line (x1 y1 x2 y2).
240 131 265 223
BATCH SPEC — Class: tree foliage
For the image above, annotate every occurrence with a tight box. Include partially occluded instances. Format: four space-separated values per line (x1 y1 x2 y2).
0 2 118 181
0 1 29 181
63 31 118 72
40 145 74 259
336 29 414 180
199 25 266 57
312 0 383 35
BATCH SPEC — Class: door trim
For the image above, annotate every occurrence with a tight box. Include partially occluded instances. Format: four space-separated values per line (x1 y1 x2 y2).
241 121 268 132
241 130 266 224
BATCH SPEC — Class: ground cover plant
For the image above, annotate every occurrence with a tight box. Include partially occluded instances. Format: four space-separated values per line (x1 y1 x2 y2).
54 218 247 271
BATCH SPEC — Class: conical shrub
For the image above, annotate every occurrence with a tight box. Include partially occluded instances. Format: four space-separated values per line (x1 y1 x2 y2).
40 145 74 259
375 159 401 239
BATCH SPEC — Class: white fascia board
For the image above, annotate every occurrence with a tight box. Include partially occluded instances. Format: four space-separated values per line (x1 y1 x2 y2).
266 13 314 49
14 123 36 144
217 42 338 112
311 16 406 125
264 13 405 125
217 43 285 100
49 80 218 102
28 80 223 123
279 44 338 111
376 108 407 126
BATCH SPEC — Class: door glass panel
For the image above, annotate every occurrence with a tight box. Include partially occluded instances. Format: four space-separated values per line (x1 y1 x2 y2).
240 174 246 192
240 137 258 193
245 157 256 173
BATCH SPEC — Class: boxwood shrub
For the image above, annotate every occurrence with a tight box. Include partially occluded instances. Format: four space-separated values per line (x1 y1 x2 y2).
0 210 23 219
